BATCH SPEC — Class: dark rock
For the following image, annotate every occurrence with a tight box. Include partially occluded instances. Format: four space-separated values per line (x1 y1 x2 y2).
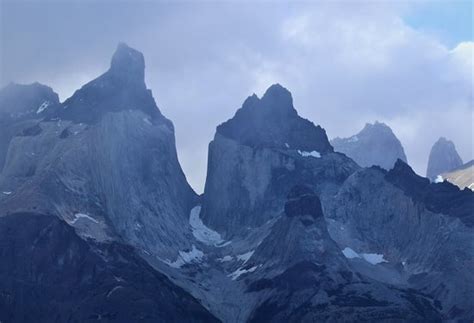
0 212 219 323
217 84 333 153
386 159 474 227
284 185 324 219
56 43 168 125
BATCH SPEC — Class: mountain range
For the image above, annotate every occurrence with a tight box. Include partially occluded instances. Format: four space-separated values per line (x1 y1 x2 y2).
0 44 472 322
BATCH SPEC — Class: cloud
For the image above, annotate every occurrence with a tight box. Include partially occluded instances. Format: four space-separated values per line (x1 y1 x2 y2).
1 1 472 191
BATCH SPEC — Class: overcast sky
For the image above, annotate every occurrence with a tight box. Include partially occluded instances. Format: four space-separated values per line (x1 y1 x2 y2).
1 0 472 193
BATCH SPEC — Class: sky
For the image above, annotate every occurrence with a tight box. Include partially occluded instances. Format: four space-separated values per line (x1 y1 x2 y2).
1 0 472 193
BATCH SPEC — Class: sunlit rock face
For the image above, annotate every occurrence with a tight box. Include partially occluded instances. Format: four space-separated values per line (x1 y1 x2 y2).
331 121 407 170
426 137 463 181
439 160 474 190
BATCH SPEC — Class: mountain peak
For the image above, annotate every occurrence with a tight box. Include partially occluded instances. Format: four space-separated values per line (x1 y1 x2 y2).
0 82 59 116
331 121 407 169
109 42 145 84
216 84 332 152
362 121 392 134
426 137 463 180
262 83 292 100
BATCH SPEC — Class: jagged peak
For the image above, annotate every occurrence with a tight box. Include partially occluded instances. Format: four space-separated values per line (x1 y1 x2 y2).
433 136 455 147
241 93 260 108
361 121 393 133
109 42 145 84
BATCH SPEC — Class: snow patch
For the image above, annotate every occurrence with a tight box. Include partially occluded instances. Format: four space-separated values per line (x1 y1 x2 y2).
434 175 444 183
107 286 124 298
189 206 226 246
237 251 254 264
36 101 50 114
218 255 233 262
71 213 99 225
285 143 290 148
342 247 360 259
2 191 12 195
342 247 387 265
228 265 259 280
348 135 359 143
298 150 321 158
361 253 387 265
166 245 204 268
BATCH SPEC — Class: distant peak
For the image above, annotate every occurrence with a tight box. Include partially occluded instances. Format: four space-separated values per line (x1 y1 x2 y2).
109 42 145 84
363 121 390 131
435 137 451 145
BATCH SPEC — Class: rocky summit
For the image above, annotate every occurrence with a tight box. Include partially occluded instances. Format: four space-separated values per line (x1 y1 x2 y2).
0 44 473 322
331 121 407 170
426 137 463 181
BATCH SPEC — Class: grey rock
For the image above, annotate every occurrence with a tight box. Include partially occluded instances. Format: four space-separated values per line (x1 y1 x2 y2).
331 121 407 169
246 186 441 322
426 137 463 181
217 84 333 153
325 162 474 320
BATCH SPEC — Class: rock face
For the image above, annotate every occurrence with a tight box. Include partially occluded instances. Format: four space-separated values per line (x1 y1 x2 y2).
426 137 463 181
325 160 474 320
201 85 340 236
247 186 440 322
331 122 407 170
439 160 474 190
0 44 215 320
0 43 197 260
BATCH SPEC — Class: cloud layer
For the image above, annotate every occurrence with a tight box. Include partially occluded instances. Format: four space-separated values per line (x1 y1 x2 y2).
1 1 472 192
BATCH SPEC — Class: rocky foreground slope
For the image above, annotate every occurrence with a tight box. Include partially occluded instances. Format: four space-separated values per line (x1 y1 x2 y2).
1 44 473 322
